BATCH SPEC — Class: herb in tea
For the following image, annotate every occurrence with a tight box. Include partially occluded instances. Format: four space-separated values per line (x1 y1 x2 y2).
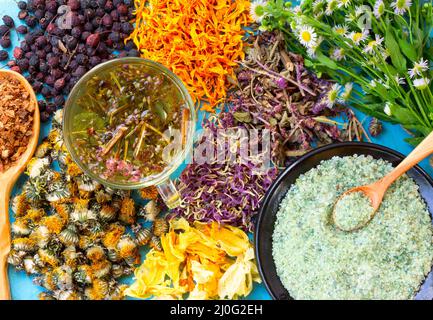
70 63 186 183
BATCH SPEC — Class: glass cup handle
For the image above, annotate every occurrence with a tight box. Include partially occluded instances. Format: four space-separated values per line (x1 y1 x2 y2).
156 179 181 209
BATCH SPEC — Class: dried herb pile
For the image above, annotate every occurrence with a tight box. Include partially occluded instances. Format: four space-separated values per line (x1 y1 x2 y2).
219 31 374 167
0 73 35 172
127 0 251 111
171 121 278 232
126 218 260 300
8 110 168 300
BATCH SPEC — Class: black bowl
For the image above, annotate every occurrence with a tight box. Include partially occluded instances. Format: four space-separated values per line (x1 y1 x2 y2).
255 142 433 300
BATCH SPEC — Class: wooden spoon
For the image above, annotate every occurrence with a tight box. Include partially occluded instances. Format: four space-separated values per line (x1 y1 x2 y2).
0 70 39 300
332 131 433 232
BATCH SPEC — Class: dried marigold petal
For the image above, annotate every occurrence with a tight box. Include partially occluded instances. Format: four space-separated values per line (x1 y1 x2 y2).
127 0 251 111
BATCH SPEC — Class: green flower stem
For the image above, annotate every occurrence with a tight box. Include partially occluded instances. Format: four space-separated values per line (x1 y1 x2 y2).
405 75 431 127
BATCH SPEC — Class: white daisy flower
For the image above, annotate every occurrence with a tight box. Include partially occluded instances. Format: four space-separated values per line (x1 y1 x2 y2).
394 75 406 85
297 25 318 49
354 5 365 17
391 0 412 15
344 12 357 23
413 78 431 90
363 35 384 54
338 0 351 8
373 0 385 18
341 82 353 101
250 0 268 23
348 29 369 45
313 0 326 11
324 83 343 108
330 48 346 61
384 102 392 116
333 24 348 36
292 5 302 15
408 58 429 79
326 0 339 15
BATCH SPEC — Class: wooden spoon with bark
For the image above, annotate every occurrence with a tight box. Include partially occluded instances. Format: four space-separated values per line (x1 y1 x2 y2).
0 70 39 300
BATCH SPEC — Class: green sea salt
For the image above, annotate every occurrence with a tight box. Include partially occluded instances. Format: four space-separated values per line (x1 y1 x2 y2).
272 155 433 300
333 191 373 231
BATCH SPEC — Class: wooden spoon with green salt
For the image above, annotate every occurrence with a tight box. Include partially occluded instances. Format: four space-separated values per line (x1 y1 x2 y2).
332 131 433 232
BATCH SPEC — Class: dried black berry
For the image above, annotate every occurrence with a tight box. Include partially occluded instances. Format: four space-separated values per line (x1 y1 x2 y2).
41 86 52 98
28 55 39 67
86 33 100 47
25 16 38 28
0 37 11 49
24 33 34 44
110 9 119 22
2 16 14 28
34 9 44 20
68 0 81 11
54 78 66 90
102 13 113 27
33 81 43 93
71 26 82 38
40 111 50 122
39 62 49 73
0 50 8 61
17 58 29 71
46 102 56 114
18 1 27 10
46 1 58 13
117 4 128 15
72 66 86 77
105 1 114 11
35 35 47 48
0 25 9 37
16 25 28 34
13 47 23 59
75 53 88 65
89 55 101 67
84 8 95 19
18 10 28 20
33 0 45 9
54 95 65 107
120 22 132 34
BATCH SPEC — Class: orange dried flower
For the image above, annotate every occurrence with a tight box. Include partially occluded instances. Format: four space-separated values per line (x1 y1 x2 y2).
127 0 251 111
139 186 158 200
41 215 64 234
119 197 136 225
67 162 82 177
102 224 125 249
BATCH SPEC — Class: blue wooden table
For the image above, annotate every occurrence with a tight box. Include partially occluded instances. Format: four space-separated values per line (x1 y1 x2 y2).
1 0 430 300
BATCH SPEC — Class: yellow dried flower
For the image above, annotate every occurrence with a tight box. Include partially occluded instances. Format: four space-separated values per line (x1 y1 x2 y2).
41 215 64 234
66 162 82 177
119 198 136 225
102 224 125 249
25 208 46 222
139 186 158 200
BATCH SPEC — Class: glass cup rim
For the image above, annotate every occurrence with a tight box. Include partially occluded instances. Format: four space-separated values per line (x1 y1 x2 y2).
63 57 196 190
